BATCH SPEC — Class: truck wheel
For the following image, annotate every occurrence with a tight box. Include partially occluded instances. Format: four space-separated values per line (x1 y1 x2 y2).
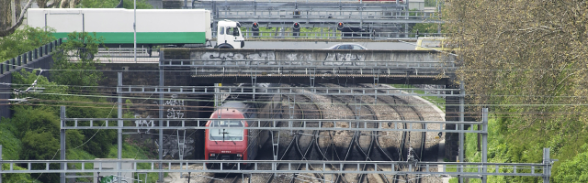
217 43 234 49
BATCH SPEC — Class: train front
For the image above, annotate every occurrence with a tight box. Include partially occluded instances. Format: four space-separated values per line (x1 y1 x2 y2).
204 109 249 169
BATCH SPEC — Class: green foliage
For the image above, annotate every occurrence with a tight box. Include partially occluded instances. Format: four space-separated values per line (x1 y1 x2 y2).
554 144 588 182
0 119 21 160
411 23 440 34
389 84 445 111
79 0 153 9
425 0 437 7
0 120 37 183
0 26 55 61
1 163 38 182
445 1 588 182
12 69 68 101
64 96 117 157
107 144 165 182
52 32 104 94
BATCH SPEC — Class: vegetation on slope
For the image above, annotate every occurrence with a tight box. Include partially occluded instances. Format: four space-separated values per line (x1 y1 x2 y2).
445 0 588 182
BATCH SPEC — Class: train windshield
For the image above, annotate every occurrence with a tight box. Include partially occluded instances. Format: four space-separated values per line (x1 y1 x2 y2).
209 120 244 141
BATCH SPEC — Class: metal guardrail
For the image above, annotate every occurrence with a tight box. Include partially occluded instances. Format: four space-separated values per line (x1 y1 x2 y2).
161 59 454 76
0 159 550 177
1 38 63 74
61 117 483 133
116 85 461 97
215 10 441 23
232 31 444 40
68 48 160 63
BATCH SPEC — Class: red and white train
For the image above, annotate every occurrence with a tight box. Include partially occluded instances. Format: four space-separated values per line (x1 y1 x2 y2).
204 84 280 169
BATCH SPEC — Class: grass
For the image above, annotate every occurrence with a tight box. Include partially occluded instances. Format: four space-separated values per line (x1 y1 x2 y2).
243 27 342 39
388 84 446 111
448 117 510 183
61 140 165 183
106 143 167 183
0 122 38 182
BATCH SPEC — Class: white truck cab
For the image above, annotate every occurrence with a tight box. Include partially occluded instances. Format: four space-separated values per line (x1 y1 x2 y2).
216 20 245 49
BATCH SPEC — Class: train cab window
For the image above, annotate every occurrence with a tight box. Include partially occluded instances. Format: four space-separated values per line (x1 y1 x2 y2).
219 26 225 35
210 120 244 141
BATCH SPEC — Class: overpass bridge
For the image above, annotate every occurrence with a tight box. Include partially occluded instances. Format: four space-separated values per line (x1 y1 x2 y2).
64 47 456 85
159 48 456 85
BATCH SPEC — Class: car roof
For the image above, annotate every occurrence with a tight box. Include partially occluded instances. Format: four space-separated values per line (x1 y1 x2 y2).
329 43 367 49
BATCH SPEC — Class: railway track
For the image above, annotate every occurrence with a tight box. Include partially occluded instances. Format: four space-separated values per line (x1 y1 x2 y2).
210 83 431 183
363 84 426 183
319 83 390 183
208 173 240 183
267 93 327 183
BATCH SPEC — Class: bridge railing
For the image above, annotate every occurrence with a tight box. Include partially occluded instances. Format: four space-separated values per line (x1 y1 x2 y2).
216 10 440 21
232 30 444 40
0 38 63 74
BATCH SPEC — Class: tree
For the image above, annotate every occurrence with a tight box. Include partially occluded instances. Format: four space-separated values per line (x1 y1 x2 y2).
0 26 55 61
52 32 104 94
79 0 153 9
0 0 36 37
554 144 588 182
444 0 588 182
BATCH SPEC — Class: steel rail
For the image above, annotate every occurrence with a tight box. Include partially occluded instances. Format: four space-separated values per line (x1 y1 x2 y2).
374 94 408 183
328 93 359 183
289 94 325 183
0 160 550 177
392 93 426 183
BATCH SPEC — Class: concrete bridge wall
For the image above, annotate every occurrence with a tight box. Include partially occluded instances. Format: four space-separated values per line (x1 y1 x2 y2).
163 48 454 63
161 48 457 76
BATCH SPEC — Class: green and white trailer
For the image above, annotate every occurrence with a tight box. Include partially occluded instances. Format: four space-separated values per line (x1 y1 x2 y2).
27 8 244 48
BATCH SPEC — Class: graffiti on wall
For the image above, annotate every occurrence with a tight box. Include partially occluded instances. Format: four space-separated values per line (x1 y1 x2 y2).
323 53 366 66
135 115 154 134
156 134 195 159
145 94 195 159
164 94 185 119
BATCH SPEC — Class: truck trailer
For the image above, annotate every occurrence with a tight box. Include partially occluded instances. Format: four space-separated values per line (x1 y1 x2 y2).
27 8 245 49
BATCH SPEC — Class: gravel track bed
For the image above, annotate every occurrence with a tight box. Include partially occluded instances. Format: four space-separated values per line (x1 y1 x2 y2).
210 83 445 183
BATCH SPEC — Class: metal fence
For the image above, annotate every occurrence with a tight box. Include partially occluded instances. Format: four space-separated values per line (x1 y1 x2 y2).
234 30 444 40
1 38 63 74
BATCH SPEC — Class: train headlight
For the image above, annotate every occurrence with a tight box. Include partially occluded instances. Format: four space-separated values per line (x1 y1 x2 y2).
210 153 216 157
236 154 242 158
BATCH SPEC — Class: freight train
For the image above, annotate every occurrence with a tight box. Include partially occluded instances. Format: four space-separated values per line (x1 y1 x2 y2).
204 84 280 169
27 8 245 49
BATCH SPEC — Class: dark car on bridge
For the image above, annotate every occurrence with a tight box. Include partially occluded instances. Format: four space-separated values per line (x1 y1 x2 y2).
327 43 368 50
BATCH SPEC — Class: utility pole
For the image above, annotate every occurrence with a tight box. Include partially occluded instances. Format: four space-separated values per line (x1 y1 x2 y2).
134 0 137 63
60 106 66 183
117 72 123 183
458 81 464 183
158 68 164 182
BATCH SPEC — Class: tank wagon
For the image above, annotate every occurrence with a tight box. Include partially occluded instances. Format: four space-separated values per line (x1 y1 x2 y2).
27 8 245 49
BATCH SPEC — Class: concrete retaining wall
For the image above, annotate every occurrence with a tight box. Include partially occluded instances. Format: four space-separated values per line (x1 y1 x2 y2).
0 54 54 119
